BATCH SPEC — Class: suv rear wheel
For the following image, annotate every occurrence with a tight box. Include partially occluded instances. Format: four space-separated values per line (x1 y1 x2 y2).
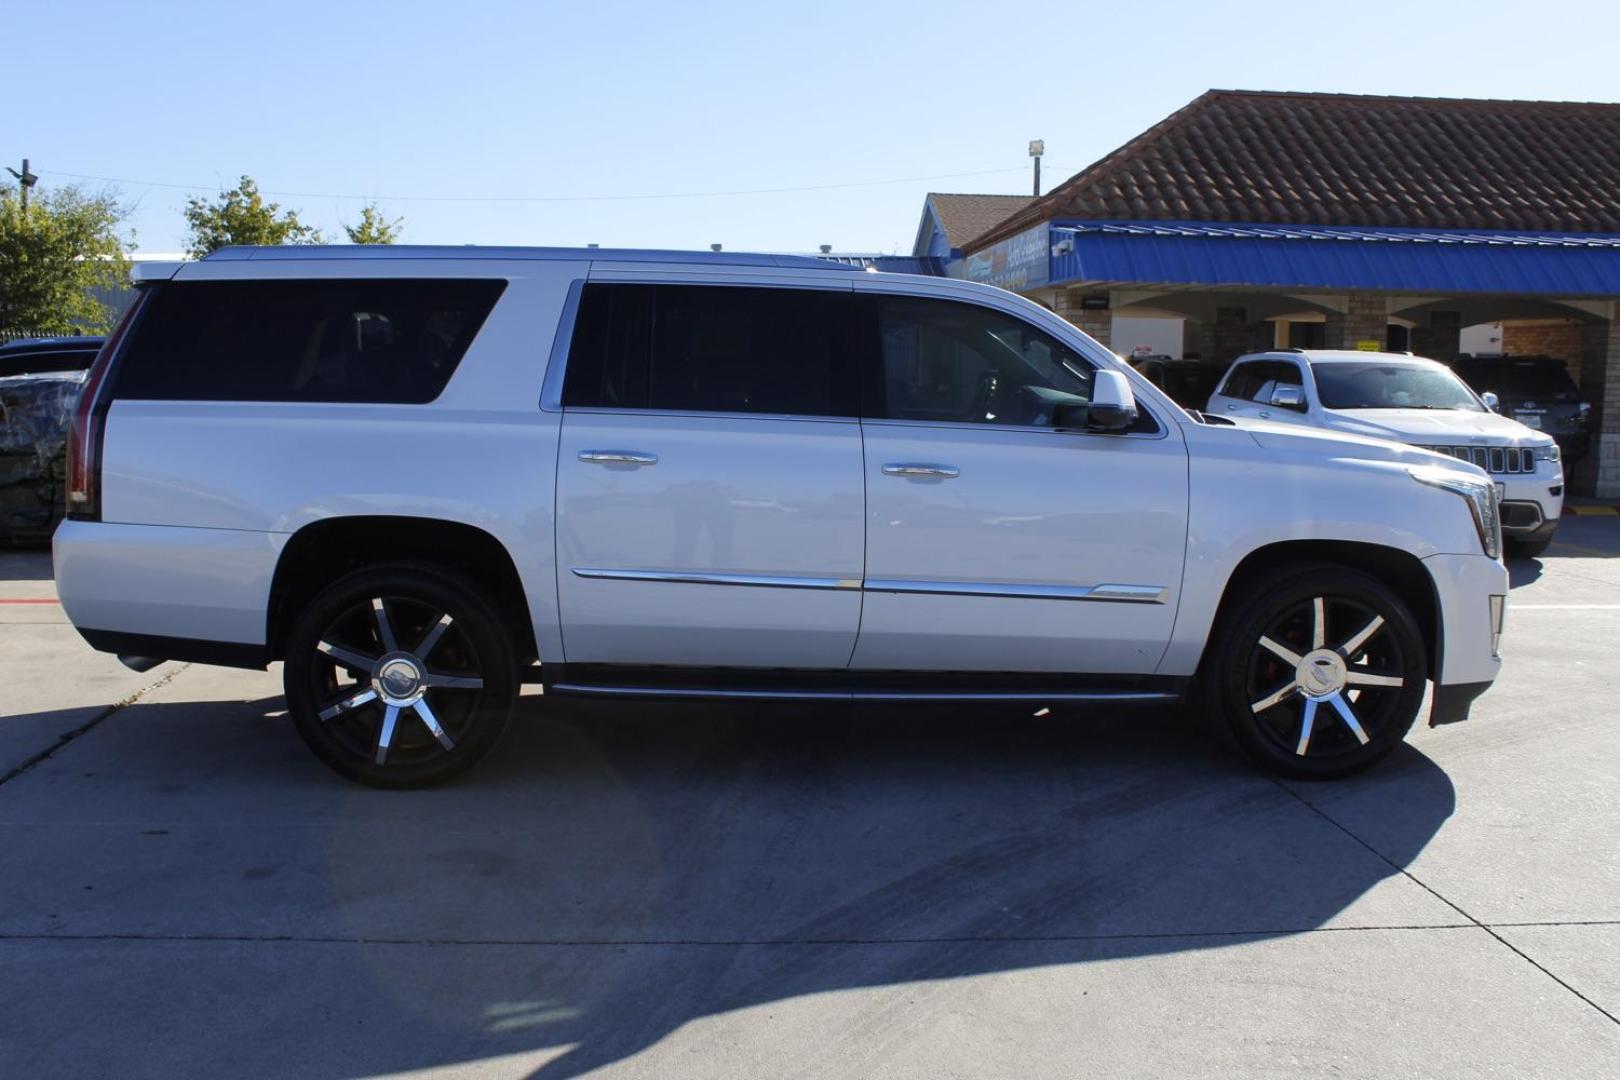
283 564 518 787
1201 564 1427 779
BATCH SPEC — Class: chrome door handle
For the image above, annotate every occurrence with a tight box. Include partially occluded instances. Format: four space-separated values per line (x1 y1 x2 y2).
1225 403 1238 411
882 462 960 479
1258 410 1271 419
578 450 658 466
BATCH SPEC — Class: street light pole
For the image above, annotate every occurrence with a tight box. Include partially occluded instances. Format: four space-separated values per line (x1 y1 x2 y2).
1028 140 1045 197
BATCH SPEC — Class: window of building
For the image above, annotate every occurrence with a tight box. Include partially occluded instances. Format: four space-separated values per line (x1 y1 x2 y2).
115 279 505 404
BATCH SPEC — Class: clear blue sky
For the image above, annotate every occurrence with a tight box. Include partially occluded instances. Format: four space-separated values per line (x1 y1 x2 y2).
8 0 1620 254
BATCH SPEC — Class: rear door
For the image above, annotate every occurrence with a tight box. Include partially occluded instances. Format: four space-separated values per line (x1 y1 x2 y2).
553 278 865 668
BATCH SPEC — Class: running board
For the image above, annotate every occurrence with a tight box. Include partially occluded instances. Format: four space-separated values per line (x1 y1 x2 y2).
546 683 1180 704
538 664 1186 704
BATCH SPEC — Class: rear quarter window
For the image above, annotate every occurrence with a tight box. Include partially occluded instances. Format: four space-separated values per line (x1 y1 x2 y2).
113 279 506 404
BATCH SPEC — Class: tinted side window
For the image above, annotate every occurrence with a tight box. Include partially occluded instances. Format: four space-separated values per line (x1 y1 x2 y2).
115 279 505 404
1248 361 1303 403
562 283 855 417
1219 362 1259 400
870 297 1095 427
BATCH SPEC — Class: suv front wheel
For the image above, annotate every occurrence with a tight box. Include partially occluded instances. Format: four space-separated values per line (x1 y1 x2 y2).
1201 564 1427 779
284 564 518 788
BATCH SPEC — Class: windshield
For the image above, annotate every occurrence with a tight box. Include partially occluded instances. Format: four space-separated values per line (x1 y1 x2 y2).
1313 362 1484 412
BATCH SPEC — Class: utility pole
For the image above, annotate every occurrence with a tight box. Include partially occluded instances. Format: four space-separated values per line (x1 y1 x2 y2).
6 158 39 209
1028 140 1044 197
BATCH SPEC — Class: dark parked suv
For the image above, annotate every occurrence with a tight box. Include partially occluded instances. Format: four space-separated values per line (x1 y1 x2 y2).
1453 355 1590 463
0 336 105 544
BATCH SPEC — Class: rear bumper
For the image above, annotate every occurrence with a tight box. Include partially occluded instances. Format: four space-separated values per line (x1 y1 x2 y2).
1422 552 1507 723
53 519 281 652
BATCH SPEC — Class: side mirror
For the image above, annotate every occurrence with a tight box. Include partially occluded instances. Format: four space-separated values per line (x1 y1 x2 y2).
1481 391 1501 413
1055 369 1139 433
1269 384 1307 411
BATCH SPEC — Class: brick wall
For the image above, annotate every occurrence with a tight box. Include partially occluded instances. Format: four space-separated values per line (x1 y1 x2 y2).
1571 305 1620 499
1325 295 1387 350
1411 310 1462 360
1501 318 1585 382
1053 290 1112 349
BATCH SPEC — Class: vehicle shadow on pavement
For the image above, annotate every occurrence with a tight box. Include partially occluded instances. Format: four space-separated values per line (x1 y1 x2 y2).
503 703 1455 1079
0 696 1456 1079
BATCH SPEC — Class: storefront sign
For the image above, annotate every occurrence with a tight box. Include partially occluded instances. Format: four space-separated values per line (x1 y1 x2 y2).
965 225 1050 292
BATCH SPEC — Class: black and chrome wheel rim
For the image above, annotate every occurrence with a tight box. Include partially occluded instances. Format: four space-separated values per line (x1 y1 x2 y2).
1245 594 1411 764
308 595 486 768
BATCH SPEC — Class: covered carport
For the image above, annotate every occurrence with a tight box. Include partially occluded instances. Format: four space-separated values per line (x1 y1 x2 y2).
949 90 1620 497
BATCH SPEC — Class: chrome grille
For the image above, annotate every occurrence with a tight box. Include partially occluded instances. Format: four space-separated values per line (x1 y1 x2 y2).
1422 445 1534 474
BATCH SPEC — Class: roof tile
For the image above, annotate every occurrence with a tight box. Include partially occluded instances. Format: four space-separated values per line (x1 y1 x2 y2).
969 90 1620 249
924 193 1036 250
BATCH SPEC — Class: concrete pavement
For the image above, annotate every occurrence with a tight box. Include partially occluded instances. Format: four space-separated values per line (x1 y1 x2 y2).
1 526 1617 1078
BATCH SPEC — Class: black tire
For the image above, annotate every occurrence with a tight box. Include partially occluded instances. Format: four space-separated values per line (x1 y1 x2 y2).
1200 563 1427 780
284 563 518 788
1508 537 1552 560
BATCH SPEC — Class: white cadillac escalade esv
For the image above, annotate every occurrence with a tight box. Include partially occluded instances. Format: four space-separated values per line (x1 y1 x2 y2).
54 246 1508 787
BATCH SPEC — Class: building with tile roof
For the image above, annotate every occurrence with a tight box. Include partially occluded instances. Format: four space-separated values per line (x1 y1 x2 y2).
940 90 1620 497
913 193 1036 260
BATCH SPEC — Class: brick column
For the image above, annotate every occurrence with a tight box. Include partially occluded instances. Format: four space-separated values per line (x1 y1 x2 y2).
1053 288 1112 349
1412 310 1462 360
1571 304 1620 499
1324 294 1387 350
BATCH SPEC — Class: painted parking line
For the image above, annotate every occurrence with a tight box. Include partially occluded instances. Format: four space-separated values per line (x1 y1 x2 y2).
1565 505 1620 516
1511 604 1620 610
0 598 58 605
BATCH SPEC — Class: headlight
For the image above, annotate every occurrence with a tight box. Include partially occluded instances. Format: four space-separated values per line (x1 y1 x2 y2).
1409 465 1501 560
1535 443 1561 464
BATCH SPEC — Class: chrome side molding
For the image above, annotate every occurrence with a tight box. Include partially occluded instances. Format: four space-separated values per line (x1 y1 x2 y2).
571 568 1166 603
572 568 861 590
863 579 1167 604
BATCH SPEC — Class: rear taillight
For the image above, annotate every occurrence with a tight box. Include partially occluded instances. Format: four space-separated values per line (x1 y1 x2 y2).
67 290 149 521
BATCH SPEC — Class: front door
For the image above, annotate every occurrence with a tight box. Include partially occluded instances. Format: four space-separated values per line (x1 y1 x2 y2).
851 287 1189 675
555 280 864 668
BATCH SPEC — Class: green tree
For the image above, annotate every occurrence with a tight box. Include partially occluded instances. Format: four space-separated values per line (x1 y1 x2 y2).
343 203 402 245
182 176 319 257
0 183 131 334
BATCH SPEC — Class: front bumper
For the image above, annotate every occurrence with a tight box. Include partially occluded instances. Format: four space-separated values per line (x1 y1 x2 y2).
1421 552 1508 725
1497 468 1563 537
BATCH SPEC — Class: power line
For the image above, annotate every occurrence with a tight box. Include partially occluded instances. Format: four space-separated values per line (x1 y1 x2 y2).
35 164 1045 205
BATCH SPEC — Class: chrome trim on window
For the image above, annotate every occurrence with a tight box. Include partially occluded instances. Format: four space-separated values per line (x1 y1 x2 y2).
572 568 861 590
863 579 1166 604
539 277 586 412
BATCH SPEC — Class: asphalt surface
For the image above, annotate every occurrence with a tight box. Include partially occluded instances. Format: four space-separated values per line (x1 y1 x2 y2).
1 522 1618 1078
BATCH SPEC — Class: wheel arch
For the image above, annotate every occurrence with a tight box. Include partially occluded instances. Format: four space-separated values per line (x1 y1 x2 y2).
267 516 538 663
1201 540 1439 679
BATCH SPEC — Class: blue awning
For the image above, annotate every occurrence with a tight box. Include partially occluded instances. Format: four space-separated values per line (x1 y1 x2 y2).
1047 221 1620 295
